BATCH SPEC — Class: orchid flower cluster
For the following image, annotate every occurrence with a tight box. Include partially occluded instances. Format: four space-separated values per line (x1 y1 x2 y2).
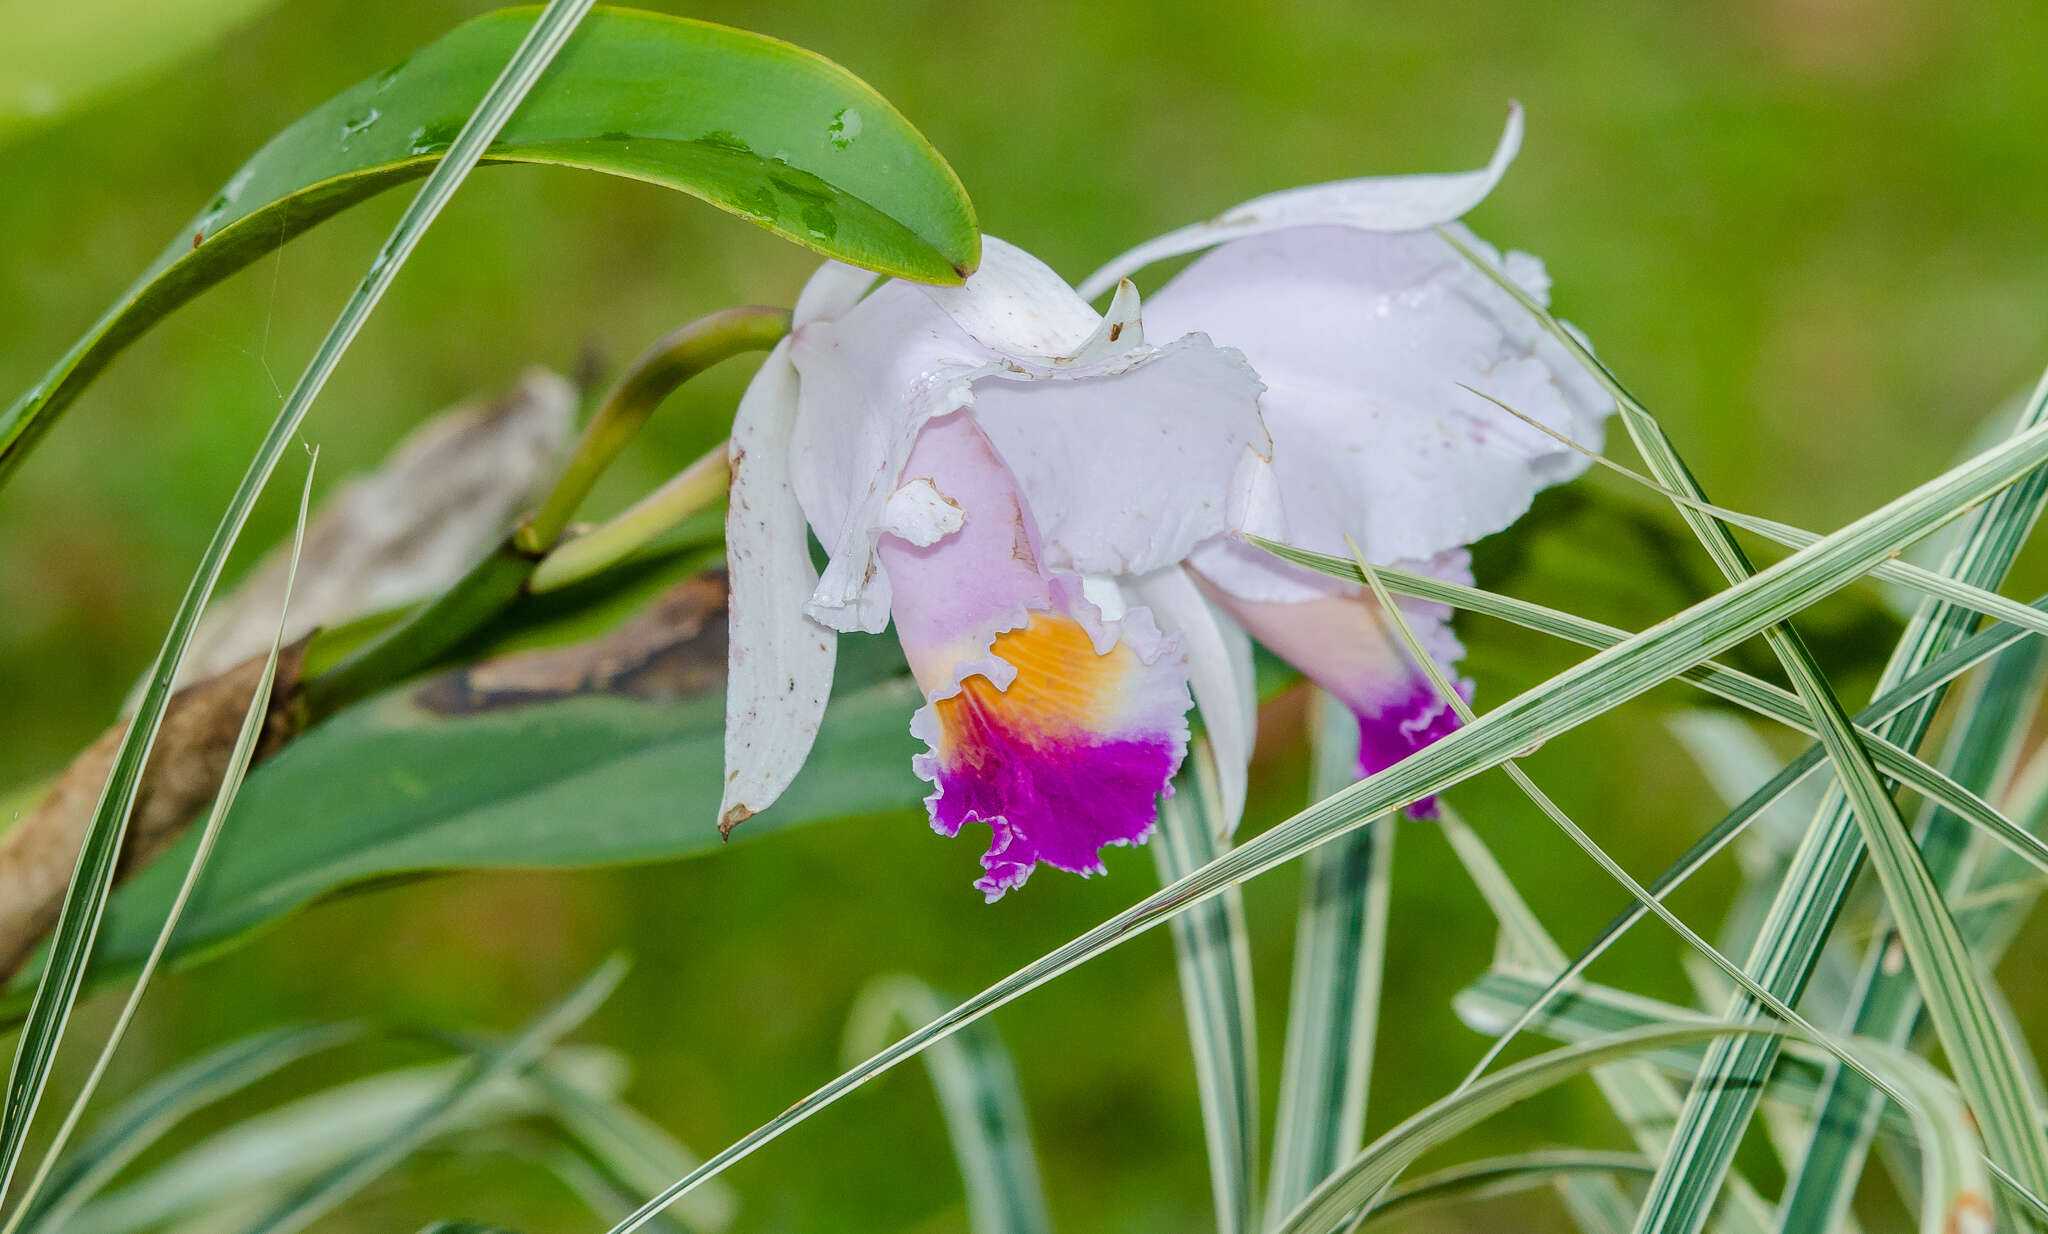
720 108 1612 899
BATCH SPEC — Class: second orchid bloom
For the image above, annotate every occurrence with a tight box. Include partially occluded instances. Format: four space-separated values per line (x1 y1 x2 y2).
723 106 1613 898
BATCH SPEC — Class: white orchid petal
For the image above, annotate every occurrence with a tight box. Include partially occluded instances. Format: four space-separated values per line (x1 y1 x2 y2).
922 235 1103 358
970 334 1269 577
788 281 997 632
721 340 837 834
1078 104 1522 300
1133 564 1255 836
1146 222 1611 574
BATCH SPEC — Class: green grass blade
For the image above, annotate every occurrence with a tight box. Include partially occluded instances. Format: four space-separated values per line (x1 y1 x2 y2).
3 449 317 1234
230 956 625 1234
1781 636 2048 1231
843 975 1053 1234
601 407 2048 1232
0 0 594 1203
1265 698 1393 1224
0 6 980 486
1151 745 1259 1234
12 1024 361 1234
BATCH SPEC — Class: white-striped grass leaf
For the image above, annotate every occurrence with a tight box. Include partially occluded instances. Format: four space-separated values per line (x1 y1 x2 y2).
1261 540 2048 876
0 0 596 1207
842 975 1053 1234
1435 812 1772 1234
1443 221 2048 1233
4 450 317 1234
1150 744 1259 1234
1618 399 2048 1234
1272 1023 1990 1234
527 1064 736 1234
1269 1026 1784 1234
228 956 626 1234
1434 595 2048 1118
12 1024 361 1234
1347 544 1963 1154
69 1043 628 1234
1452 969 1993 1234
1781 636 2048 1233
602 409 2048 1233
1265 698 1392 1225
1665 714 1856 1038
1460 381 2048 649
1359 1152 1653 1231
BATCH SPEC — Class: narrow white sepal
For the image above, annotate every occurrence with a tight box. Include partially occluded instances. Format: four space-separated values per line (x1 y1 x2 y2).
1077 103 1524 300
720 339 838 834
1133 564 1255 837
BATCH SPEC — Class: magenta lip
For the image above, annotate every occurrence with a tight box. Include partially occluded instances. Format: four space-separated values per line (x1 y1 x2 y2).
1353 676 1469 819
928 729 1183 899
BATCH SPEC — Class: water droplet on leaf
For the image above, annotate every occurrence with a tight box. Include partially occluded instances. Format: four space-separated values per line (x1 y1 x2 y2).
827 107 862 150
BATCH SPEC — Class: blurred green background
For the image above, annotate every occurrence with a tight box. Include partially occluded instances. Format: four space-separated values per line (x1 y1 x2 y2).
5 1 2048 1230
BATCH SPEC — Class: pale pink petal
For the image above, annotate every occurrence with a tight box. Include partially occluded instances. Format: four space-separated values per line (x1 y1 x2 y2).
1078 104 1522 300
1198 551 1473 816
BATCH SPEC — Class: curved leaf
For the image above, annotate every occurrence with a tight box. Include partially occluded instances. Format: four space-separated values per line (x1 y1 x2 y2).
0 4 979 483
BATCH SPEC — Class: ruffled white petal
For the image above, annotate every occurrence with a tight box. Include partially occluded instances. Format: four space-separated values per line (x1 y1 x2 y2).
968 335 1269 577
1078 104 1523 300
1131 563 1256 836
1148 223 1611 591
720 340 838 834
789 247 1269 628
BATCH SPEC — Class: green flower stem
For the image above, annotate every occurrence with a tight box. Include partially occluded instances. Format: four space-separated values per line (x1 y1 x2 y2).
300 305 789 720
528 443 730 594
514 306 789 555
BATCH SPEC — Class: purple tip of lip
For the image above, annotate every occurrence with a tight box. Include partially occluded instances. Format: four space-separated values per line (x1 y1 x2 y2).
1354 676 1471 819
928 732 1183 901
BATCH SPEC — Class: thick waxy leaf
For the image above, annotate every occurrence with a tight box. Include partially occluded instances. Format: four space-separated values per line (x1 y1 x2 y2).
57 578 926 984
0 5 979 484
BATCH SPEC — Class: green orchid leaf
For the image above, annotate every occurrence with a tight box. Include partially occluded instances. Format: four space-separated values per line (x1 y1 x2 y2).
0 4 979 486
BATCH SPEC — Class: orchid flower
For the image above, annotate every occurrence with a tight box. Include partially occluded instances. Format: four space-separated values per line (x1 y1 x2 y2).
721 240 1269 898
1082 104 1615 817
